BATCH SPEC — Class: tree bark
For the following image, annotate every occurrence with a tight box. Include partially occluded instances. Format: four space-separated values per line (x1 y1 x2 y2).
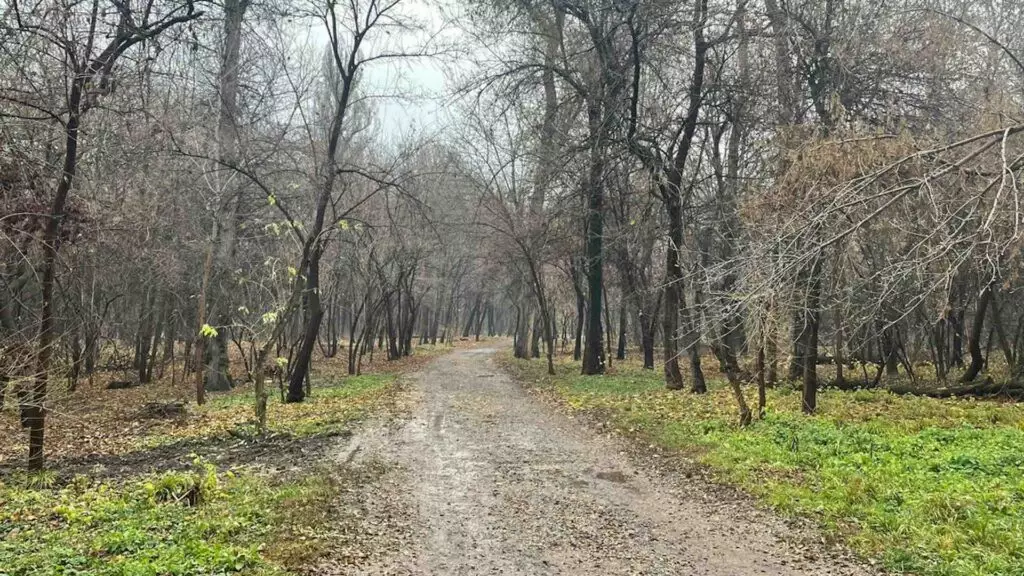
756 345 767 419
960 282 994 383
27 57 90 469
685 288 707 393
287 251 323 402
197 0 248 394
663 205 685 390
616 304 627 360
581 102 607 375
801 261 822 414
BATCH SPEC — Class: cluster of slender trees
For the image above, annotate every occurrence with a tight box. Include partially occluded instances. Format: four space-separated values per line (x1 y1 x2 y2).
465 0 1024 426
0 0 500 469
3 0 1024 468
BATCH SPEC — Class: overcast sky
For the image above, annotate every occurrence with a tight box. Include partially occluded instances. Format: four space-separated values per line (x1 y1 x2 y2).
298 0 464 141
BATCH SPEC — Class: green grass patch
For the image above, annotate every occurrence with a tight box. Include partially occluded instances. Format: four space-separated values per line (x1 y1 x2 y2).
0 461 340 576
139 373 400 448
502 354 1024 576
0 370 408 575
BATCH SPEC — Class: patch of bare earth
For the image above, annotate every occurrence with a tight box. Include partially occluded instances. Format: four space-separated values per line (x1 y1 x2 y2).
313 347 883 575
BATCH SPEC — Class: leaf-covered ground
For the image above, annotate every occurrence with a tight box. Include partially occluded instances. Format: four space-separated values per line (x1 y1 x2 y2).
0 345 449 468
0 343 453 576
501 353 1024 576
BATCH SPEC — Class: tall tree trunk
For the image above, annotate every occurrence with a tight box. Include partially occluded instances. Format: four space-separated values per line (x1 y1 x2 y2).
801 260 822 414
136 288 153 383
960 281 994 383
514 299 530 359
989 290 1014 370
685 287 707 393
834 318 845 388
531 313 542 359
640 312 656 369
883 324 900 376
756 344 767 419
146 294 166 383
287 251 323 402
585 100 606 375
194 245 214 403
27 71 87 470
663 203 685 390
788 314 807 381
462 297 480 339
629 0 708 389
198 0 248 393
603 285 613 368
572 262 585 362
616 304 627 360
951 309 964 367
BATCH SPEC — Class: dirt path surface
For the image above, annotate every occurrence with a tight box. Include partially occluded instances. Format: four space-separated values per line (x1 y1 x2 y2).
340 348 875 576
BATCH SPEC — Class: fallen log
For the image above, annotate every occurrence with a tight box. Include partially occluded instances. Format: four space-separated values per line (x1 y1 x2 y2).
884 377 1024 400
821 376 1024 400
136 401 189 419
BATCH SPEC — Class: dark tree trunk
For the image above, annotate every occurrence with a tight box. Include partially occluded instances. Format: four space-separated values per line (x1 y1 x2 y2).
602 287 613 368
834 319 845 388
573 276 585 361
960 282 994 383
403 299 417 356
883 325 899 376
514 304 529 359
663 201 685 390
203 333 233 392
420 305 430 345
989 290 1014 370
474 302 486 341
287 252 323 402
68 331 83 392
616 304 627 360
788 311 806 381
640 314 655 369
531 313 542 359
463 296 480 339
146 295 166 383
933 316 948 381
27 70 87 470
160 300 176 378
951 309 964 367
685 288 707 394
581 102 606 376
756 345 766 419
801 262 822 414
348 301 366 375
627 0 708 391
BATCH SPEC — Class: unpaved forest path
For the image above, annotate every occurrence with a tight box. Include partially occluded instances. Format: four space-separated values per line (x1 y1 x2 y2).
331 347 876 576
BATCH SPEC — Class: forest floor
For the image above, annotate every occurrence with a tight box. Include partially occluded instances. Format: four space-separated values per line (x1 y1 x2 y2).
326 345 877 576
0 343 453 575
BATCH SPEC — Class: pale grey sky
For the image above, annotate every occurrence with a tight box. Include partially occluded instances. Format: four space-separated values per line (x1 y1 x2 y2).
298 0 462 140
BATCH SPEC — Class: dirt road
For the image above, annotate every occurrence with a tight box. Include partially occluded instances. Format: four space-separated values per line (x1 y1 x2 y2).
338 347 874 575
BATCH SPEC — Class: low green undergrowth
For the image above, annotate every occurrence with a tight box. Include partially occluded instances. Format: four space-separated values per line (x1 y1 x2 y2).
502 354 1024 576
0 461 340 576
0 372 407 575
191 373 399 439
134 373 400 451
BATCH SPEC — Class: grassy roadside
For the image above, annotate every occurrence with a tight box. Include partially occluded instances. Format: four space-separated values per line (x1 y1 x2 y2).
1 464 338 575
0 343 451 575
500 352 1024 576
